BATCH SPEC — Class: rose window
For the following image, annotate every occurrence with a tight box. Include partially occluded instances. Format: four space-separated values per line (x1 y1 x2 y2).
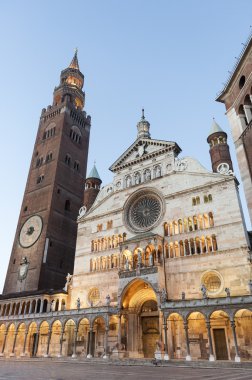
124 190 163 232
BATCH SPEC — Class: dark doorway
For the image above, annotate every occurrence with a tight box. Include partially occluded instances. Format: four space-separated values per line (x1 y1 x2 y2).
32 333 39 357
213 328 228 360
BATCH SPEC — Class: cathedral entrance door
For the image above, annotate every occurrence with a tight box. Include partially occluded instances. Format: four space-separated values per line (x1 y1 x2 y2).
213 329 228 360
142 316 159 358
141 300 159 358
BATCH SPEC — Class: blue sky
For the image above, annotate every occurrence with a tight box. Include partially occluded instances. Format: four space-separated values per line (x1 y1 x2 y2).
0 0 252 292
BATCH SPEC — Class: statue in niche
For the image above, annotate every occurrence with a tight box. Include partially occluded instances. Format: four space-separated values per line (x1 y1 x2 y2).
64 273 73 291
225 287 231 297
144 169 151 181
181 291 185 300
76 297 81 310
155 166 161 178
200 284 207 299
135 172 141 185
126 176 132 188
105 294 111 306
51 300 55 312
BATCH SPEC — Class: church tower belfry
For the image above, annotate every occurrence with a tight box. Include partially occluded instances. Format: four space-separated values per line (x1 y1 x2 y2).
3 52 91 295
207 119 233 173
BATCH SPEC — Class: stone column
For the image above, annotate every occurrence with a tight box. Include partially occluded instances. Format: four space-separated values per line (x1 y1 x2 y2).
44 329 52 357
183 322 191 361
87 328 93 358
20 330 28 357
40 300 44 314
72 328 78 358
28 302 33 314
163 317 169 361
10 331 18 357
206 320 214 361
117 315 121 347
230 320 241 362
0 332 8 356
103 327 109 359
58 328 64 357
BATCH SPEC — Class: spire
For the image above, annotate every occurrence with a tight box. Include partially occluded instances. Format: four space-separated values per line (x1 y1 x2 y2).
209 118 224 135
69 48 79 70
137 108 151 139
87 162 101 180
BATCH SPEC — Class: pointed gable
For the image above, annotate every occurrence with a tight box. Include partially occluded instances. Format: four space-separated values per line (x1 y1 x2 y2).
109 137 181 173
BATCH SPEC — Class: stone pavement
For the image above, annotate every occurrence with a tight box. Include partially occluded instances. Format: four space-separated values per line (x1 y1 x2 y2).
0 360 252 380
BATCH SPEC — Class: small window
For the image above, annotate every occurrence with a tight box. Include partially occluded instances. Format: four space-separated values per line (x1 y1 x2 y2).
65 200 71 211
37 175 44 184
24 206 28 212
49 241 53 247
65 154 71 166
57 188 61 194
239 75 246 89
13 259 16 264
204 195 208 203
74 161 80 171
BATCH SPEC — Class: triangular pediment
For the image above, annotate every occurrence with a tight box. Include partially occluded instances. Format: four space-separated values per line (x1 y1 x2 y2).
109 138 181 172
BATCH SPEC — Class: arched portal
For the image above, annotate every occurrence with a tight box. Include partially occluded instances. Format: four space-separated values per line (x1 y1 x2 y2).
121 279 159 358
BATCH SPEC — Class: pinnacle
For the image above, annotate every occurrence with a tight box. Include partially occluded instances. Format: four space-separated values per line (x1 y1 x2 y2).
69 48 79 70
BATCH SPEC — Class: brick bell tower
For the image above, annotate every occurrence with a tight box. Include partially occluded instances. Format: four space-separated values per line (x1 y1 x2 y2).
3 50 91 295
207 119 233 173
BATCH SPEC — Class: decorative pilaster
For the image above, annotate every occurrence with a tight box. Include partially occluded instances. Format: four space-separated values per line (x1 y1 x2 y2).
0 332 8 356
20 330 28 357
72 328 78 358
183 322 191 361
44 329 52 357
163 317 169 361
103 327 109 359
10 331 18 357
87 328 93 358
58 329 64 357
230 320 241 362
206 320 214 361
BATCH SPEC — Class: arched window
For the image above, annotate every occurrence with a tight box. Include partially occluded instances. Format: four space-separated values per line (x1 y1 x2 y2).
208 194 213 202
204 195 209 203
46 152 53 162
169 242 174 258
179 240 184 256
169 222 173 236
198 214 204 229
209 212 214 227
193 216 198 230
65 154 71 166
184 239 190 256
203 213 209 228
43 123 56 140
65 200 71 211
206 236 212 252
178 219 183 234
174 241 179 257
183 218 188 233
74 160 80 171
36 156 43 167
212 235 218 251
196 196 200 204
195 237 201 254
173 221 179 234
190 238 195 254
37 175 44 184
188 217 193 232
201 236 206 253
192 197 196 206
70 125 82 144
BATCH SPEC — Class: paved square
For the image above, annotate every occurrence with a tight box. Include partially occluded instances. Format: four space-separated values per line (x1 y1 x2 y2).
0 361 252 380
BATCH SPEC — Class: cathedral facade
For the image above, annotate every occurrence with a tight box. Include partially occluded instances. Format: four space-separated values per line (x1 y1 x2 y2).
0 46 252 362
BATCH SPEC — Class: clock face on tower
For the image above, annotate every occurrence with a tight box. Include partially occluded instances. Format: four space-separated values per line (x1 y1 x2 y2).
19 215 43 248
